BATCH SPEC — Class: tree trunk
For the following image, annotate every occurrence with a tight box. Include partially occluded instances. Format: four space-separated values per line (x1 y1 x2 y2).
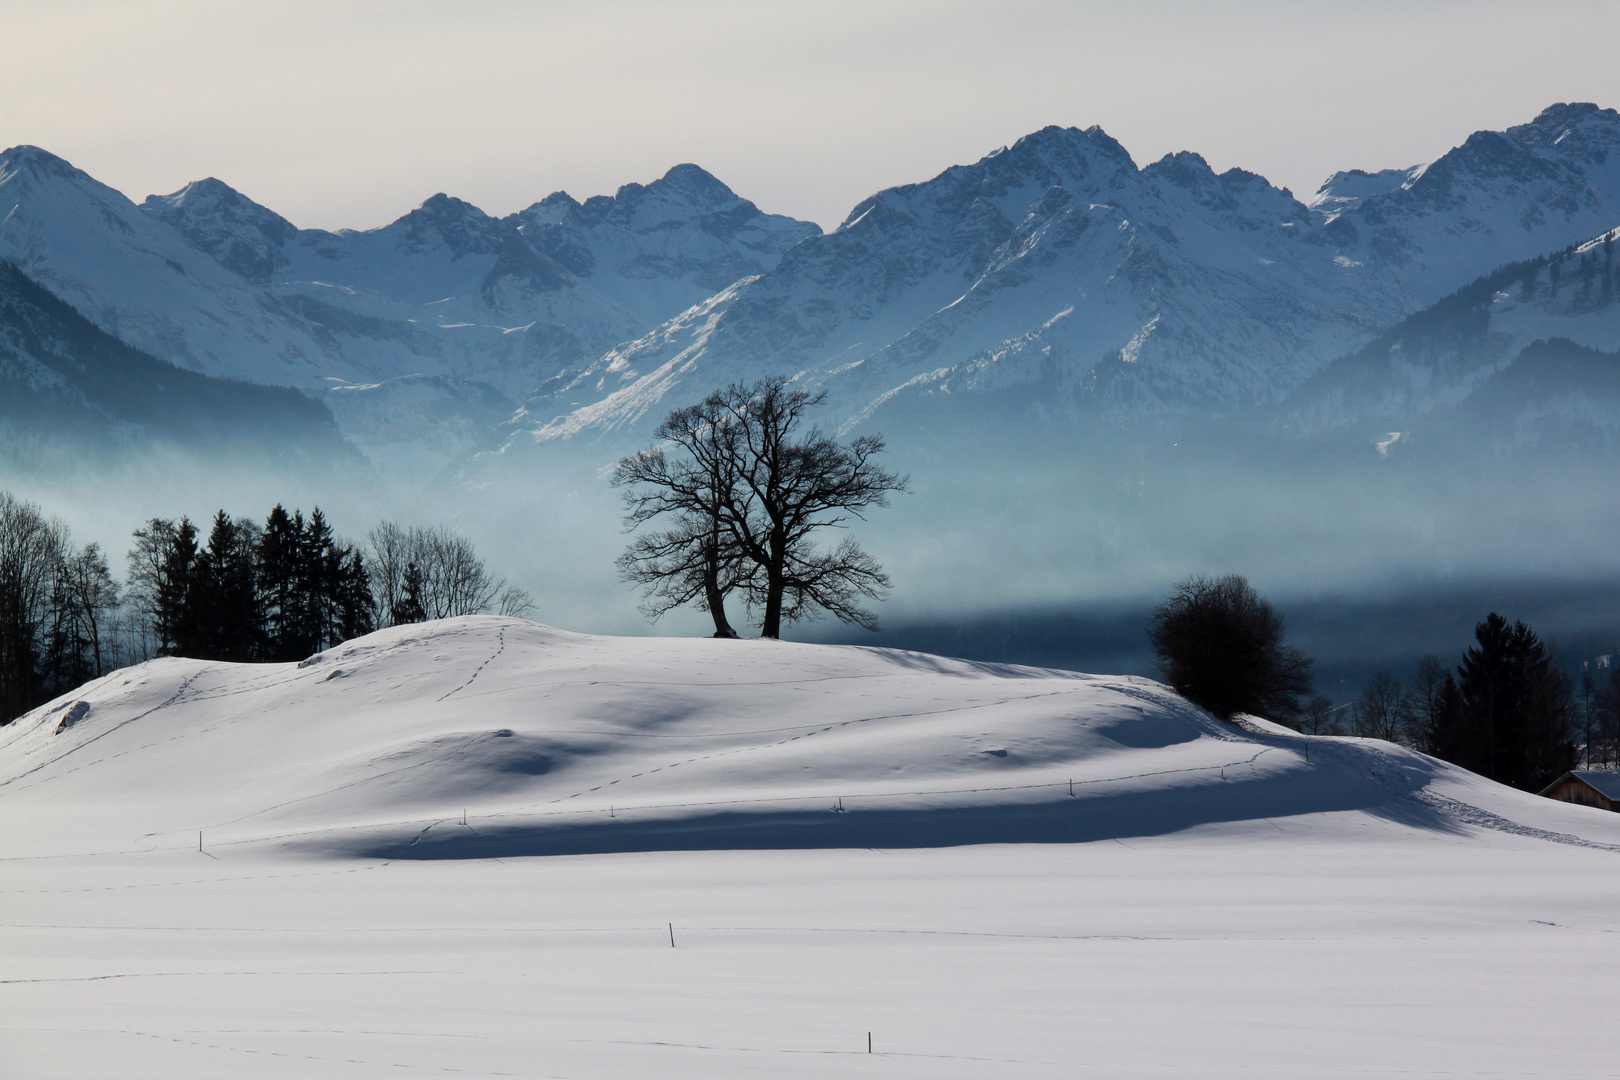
702 539 736 638
761 576 782 639
761 527 788 639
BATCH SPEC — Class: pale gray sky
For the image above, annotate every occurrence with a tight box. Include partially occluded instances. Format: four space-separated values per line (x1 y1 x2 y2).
3 0 1617 231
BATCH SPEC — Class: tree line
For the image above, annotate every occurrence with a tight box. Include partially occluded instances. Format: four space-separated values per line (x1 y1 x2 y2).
1149 573 1583 793
1306 613 1589 791
0 491 532 725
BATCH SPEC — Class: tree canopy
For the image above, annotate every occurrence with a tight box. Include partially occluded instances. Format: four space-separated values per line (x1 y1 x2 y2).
614 378 907 639
1147 573 1314 722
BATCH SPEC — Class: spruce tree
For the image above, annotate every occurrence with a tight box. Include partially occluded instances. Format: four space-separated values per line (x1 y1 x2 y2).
1436 614 1578 791
391 562 427 625
258 505 302 661
159 519 200 657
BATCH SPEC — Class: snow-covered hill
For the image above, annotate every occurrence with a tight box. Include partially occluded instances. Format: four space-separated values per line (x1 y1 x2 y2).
0 616 1301 857
509 104 1620 453
7 616 1620 1078
1 615 1608 858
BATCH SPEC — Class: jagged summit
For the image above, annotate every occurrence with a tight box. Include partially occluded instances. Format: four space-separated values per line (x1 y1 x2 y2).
512 165 746 226
1308 166 1420 212
640 161 739 207
1007 124 1137 168
142 178 298 283
840 123 1141 232
1509 101 1619 148
0 144 83 183
381 192 503 258
521 189 583 223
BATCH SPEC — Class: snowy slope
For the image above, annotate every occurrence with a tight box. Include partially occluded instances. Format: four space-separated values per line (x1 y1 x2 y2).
1286 226 1620 438
7 616 1620 1079
3 616 1611 859
0 147 342 386
508 104 1620 453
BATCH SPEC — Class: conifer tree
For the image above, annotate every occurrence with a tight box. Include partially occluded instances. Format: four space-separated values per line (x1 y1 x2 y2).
391 562 428 625
1434 613 1577 791
159 519 200 657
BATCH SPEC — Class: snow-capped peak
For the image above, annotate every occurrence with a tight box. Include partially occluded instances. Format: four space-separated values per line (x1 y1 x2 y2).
142 177 298 284
0 144 86 186
1507 101 1620 154
1307 166 1422 212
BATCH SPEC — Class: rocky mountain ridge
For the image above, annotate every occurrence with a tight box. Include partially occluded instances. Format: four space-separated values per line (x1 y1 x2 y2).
508 103 1620 456
0 145 818 467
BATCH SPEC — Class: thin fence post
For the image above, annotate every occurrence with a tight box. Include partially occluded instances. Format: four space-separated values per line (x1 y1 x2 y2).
669 922 675 948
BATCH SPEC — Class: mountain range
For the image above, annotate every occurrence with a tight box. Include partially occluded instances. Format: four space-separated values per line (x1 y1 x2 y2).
3 103 1620 478
507 102 1620 455
0 146 816 465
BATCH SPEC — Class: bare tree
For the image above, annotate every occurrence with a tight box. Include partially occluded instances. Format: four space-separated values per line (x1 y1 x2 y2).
366 521 413 625
54 543 119 678
1351 671 1407 743
723 380 906 637
0 493 70 722
1407 654 1450 753
125 518 183 655
1300 694 1343 736
613 396 754 636
618 378 907 639
366 522 533 625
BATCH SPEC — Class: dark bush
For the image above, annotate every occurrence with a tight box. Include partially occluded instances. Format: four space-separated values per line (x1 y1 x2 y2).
1148 574 1314 723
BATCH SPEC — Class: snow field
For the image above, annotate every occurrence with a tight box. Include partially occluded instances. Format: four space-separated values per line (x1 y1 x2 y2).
4 616 1620 1077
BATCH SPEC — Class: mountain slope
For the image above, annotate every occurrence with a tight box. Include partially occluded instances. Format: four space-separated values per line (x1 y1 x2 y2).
0 146 342 387
0 143 818 465
0 259 354 466
1312 103 1620 303
1284 227 1620 438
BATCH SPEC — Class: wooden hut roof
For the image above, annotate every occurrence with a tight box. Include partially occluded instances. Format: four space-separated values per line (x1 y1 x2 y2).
1539 769 1620 799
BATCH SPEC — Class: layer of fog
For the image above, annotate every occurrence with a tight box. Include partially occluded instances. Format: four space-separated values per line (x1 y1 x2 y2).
12 408 1620 683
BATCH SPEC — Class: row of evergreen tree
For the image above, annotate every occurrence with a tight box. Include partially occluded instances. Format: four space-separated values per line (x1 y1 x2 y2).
128 507 374 663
